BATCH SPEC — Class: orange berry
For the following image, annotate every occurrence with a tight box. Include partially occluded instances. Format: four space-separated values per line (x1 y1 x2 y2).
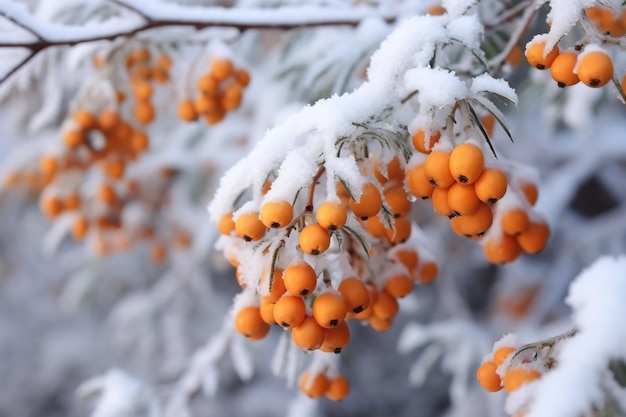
373 156 404 184
98 184 117 205
405 164 435 200
203 108 226 126
235 306 270 339
195 94 220 115
525 41 559 69
476 361 502 392
178 99 198 121
385 216 412 244
40 196 63 219
384 186 411 218
493 346 516 366
196 74 220 95
134 101 154 124
338 277 370 313
431 186 454 218
449 143 484 184
259 297 276 324
211 58 234 81
326 376 350 401
234 68 251 87
316 201 348 230
235 211 266 241
517 222 550 254
412 130 440 153
427 4 446 15
39 155 58 177
424 150 455 188
299 372 330 398
313 292 347 328
292 315 326 350
369 315 394 331
63 193 81 211
64 129 84 148
221 82 244 111
395 249 419 275
364 215 387 238
114 121 133 142
455 202 493 236
577 50 614 88
151 66 169 84
447 182 481 216
71 216 89 240
384 274 414 298
418 261 439 284
131 80 153 100
130 131 149 153
372 289 399 320
126 48 151 68
474 168 508 204
156 54 172 70
350 183 382 220
320 320 351 353
104 159 125 179
74 110 98 130
283 262 317 297
174 231 192 249
273 295 306 329
260 200 293 228
299 223 331 255
149 242 167 264
98 110 120 131
501 208 530 236
550 51 580 87
503 368 541 392
520 182 539 206
483 233 522 264
217 213 235 235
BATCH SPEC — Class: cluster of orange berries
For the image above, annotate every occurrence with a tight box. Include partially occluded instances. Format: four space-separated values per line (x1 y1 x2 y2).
219 146 440 400
124 48 172 124
177 58 250 125
405 131 549 264
477 340 545 415
298 371 350 400
525 4 625 91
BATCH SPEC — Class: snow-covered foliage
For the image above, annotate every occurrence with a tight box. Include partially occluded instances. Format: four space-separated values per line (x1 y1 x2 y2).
1 0 626 417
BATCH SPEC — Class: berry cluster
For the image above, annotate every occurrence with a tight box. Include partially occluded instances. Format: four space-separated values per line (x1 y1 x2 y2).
124 48 172 124
178 58 250 125
525 3 625 93
298 371 350 400
406 129 549 264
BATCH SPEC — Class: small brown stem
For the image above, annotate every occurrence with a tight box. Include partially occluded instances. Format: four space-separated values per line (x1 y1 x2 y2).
306 166 326 212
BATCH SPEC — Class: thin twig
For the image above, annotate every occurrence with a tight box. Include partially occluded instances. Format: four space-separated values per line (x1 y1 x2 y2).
0 52 38 84
484 0 534 30
490 0 539 77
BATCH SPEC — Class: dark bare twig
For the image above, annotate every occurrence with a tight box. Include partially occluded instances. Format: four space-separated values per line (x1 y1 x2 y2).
0 3 397 84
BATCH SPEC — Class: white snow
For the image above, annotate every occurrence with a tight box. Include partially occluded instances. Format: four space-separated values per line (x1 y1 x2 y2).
522 256 626 417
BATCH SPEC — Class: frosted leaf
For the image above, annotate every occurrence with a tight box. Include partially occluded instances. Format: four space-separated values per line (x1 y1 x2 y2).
446 14 485 55
405 66 469 114
470 73 517 105
398 322 430 353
